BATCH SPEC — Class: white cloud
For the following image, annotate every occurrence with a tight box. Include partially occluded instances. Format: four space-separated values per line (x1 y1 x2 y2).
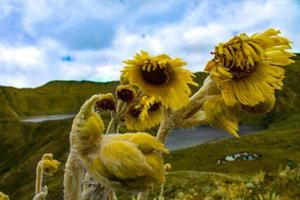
0 45 44 69
0 0 299 87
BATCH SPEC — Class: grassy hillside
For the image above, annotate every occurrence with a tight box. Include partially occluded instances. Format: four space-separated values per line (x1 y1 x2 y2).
0 80 119 121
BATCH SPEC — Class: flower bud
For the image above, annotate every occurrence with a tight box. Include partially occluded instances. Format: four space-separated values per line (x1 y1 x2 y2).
41 153 60 175
116 85 136 103
95 93 116 111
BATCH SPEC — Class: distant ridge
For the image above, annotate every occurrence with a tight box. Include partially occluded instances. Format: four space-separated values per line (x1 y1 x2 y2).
0 53 299 124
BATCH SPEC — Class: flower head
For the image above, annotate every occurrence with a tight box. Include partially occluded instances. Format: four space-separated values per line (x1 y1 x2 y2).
124 103 145 131
40 153 60 175
122 51 197 109
116 84 136 103
124 96 162 131
206 28 294 107
139 96 162 122
203 95 240 137
95 93 116 111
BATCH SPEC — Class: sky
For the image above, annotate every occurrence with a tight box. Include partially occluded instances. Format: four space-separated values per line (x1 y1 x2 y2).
0 0 299 88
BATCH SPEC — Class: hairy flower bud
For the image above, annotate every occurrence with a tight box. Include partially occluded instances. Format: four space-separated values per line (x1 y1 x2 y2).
116 84 136 103
95 93 116 111
41 153 60 175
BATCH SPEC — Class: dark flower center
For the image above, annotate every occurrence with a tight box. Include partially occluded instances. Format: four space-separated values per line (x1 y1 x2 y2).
129 106 142 118
229 66 256 80
148 102 160 112
141 66 168 85
95 99 115 111
117 89 134 102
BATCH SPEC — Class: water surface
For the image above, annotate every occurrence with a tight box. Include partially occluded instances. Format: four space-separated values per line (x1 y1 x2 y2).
166 125 261 150
21 114 75 123
19 114 260 150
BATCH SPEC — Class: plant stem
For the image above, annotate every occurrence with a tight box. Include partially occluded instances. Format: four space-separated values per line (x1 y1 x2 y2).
63 150 85 200
137 190 149 200
35 161 43 194
156 108 175 143
106 117 118 134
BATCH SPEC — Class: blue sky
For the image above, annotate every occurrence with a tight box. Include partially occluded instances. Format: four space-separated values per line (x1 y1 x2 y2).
0 0 299 88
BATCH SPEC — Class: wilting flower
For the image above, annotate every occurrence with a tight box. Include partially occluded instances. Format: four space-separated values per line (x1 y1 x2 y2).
124 103 145 131
116 84 136 103
203 95 240 137
122 50 197 109
206 28 294 107
124 96 162 131
40 153 60 175
139 96 162 123
95 93 116 111
0 192 9 200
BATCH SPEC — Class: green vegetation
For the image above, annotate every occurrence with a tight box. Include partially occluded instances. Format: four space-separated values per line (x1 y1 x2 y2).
0 54 299 199
0 80 119 121
165 117 300 175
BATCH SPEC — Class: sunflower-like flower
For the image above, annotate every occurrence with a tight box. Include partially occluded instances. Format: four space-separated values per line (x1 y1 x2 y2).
122 51 197 109
40 153 60 175
203 95 240 137
116 84 136 103
124 96 162 131
124 103 145 131
139 96 162 126
0 192 9 200
95 93 116 111
206 28 294 107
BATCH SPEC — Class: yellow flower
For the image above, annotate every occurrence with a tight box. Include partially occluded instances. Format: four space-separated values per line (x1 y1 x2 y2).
116 84 136 103
95 93 116 111
40 153 60 175
203 95 240 137
242 93 275 114
124 96 162 131
206 28 294 107
122 50 197 109
139 96 162 124
0 192 9 200
124 103 145 131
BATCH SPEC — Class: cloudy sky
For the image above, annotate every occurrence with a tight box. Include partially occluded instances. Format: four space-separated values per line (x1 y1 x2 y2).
0 0 299 88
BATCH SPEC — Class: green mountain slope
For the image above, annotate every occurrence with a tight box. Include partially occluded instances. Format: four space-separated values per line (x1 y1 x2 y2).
0 81 119 121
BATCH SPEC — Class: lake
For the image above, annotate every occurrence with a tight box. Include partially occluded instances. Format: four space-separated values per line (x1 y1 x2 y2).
21 114 75 122
19 114 260 150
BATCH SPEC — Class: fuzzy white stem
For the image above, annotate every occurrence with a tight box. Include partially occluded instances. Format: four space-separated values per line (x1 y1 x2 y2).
33 186 48 200
156 108 175 143
35 161 43 194
63 150 85 200
137 190 149 200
